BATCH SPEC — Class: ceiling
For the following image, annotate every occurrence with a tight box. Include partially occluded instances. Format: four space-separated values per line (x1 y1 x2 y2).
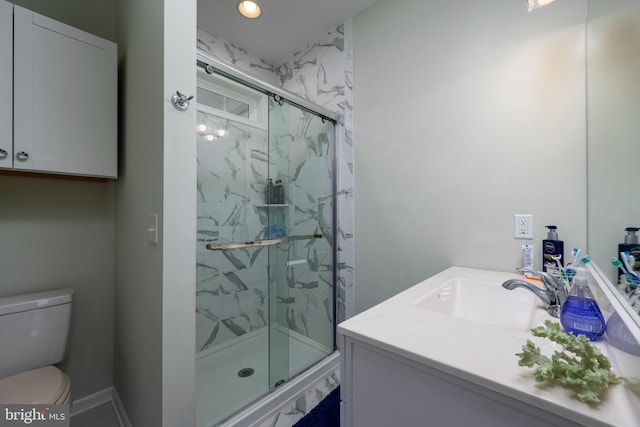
197 0 381 65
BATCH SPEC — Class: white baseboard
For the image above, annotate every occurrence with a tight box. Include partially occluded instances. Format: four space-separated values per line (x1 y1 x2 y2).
70 387 113 416
69 386 131 427
112 387 133 427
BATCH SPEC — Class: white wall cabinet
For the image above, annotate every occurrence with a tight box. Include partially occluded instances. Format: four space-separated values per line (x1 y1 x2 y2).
0 1 12 169
0 2 117 178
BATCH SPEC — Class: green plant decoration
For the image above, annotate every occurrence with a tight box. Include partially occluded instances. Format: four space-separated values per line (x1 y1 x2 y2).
516 320 622 403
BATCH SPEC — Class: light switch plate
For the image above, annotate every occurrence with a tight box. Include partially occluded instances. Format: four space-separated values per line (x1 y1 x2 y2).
147 214 158 244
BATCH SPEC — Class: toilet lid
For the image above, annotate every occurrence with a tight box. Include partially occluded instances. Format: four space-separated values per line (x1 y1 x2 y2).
0 366 70 404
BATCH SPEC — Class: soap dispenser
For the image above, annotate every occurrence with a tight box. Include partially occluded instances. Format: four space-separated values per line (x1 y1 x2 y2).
560 267 605 341
542 225 564 275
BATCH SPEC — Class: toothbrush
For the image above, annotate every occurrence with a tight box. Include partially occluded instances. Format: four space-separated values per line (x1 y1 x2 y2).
621 252 640 283
620 251 635 276
563 248 581 282
611 257 638 290
551 254 570 294
571 248 581 266
620 252 640 285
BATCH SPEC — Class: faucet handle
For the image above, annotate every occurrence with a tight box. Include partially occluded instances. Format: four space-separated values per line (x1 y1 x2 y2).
515 268 563 295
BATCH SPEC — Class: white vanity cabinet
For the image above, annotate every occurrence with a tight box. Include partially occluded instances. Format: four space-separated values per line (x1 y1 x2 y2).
338 267 640 427
340 336 583 427
0 3 117 178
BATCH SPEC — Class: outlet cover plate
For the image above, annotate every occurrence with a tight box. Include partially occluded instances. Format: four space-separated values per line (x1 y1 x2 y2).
514 214 533 239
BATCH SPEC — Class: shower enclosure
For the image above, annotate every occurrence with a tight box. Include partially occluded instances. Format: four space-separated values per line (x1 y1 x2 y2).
194 54 336 426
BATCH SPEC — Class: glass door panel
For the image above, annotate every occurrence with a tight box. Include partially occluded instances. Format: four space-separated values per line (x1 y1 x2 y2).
195 105 272 425
267 97 290 388
195 65 336 426
268 97 335 386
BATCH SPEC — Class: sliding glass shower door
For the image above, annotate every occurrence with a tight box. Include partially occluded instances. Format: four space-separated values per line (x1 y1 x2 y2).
195 64 335 426
267 95 335 388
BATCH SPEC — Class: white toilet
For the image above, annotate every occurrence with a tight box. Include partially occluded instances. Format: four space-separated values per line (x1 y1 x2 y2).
0 288 73 404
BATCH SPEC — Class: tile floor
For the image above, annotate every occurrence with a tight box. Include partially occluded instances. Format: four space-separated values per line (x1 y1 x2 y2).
71 402 120 427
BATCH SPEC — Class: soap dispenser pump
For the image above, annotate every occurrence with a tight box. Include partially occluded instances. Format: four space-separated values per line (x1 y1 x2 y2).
542 225 564 274
560 267 605 341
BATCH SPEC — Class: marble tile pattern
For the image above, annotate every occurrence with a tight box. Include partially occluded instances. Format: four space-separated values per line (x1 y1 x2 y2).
195 20 353 427
196 104 336 352
196 112 271 351
275 21 355 324
197 27 278 85
196 23 355 327
255 368 340 427
269 99 335 350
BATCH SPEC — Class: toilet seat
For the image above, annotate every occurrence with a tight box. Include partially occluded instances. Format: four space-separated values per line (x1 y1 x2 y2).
0 365 71 404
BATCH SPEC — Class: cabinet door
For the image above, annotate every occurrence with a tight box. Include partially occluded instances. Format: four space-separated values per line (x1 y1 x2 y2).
13 6 117 177
0 1 11 169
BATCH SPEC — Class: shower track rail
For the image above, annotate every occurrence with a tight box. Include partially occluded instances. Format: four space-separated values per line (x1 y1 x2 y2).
206 234 323 251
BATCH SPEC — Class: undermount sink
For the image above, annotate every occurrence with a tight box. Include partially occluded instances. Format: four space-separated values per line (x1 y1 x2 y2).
414 277 539 331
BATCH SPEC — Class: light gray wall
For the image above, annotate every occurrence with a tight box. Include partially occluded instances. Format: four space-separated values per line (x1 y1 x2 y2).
115 0 196 425
587 0 640 283
114 0 164 424
161 0 196 424
353 0 588 313
0 176 114 401
0 0 116 403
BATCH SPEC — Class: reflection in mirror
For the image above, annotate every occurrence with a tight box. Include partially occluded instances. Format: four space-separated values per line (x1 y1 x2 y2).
586 0 640 327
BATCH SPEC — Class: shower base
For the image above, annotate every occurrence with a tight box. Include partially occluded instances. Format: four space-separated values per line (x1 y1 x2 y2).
196 325 335 426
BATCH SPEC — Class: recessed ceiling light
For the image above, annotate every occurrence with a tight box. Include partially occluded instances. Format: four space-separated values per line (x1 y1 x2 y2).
238 1 261 19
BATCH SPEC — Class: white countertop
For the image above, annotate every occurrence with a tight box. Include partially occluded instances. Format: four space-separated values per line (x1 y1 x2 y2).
338 266 640 427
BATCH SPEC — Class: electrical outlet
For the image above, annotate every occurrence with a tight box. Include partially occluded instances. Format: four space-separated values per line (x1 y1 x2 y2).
514 214 533 239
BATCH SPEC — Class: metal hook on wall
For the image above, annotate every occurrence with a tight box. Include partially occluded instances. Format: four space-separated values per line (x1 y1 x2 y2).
171 91 194 111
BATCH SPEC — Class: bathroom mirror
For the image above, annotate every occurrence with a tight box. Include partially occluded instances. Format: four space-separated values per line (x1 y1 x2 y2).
586 0 640 329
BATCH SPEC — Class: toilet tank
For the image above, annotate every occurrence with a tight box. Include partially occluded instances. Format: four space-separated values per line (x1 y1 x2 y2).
0 288 73 379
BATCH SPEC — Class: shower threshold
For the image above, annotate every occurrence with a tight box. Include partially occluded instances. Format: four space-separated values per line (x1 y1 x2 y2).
220 351 339 427
196 326 334 426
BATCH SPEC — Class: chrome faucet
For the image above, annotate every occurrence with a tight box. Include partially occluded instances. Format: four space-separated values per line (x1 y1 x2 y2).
502 268 567 317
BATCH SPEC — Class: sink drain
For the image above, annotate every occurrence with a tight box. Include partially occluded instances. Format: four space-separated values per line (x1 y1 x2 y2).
238 367 254 378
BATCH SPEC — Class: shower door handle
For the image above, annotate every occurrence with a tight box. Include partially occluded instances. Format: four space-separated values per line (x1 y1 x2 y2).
205 234 323 251
206 239 283 251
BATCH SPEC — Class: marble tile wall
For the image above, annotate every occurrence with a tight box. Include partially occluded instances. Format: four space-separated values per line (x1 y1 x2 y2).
198 20 353 349
196 112 271 352
275 21 355 323
197 28 277 85
269 99 335 349
195 20 352 427
255 369 339 427
196 100 336 352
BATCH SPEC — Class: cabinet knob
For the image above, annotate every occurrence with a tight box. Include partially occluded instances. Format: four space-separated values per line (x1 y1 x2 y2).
171 91 193 111
16 151 29 161
0 149 7 159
